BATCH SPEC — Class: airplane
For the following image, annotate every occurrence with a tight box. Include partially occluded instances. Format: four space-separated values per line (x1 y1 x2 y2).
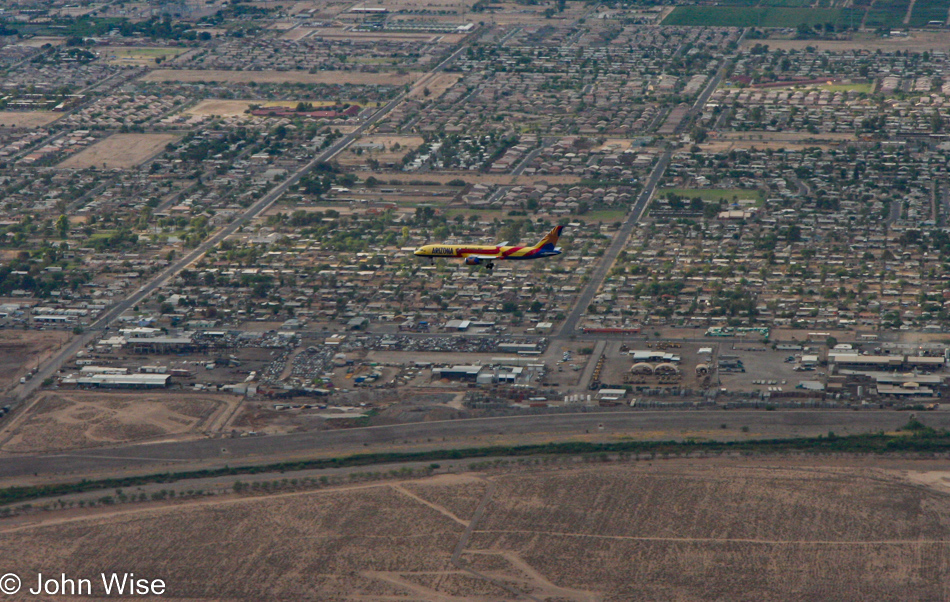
413 225 564 271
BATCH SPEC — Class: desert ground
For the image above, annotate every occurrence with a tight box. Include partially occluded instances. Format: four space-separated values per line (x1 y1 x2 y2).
184 99 354 118
336 134 424 166
359 171 586 186
744 31 950 52
97 46 187 66
408 72 461 100
0 391 238 453
141 69 421 86
0 111 62 128
701 130 858 152
57 133 179 169
2 458 950 600
0 331 69 392
14 36 65 48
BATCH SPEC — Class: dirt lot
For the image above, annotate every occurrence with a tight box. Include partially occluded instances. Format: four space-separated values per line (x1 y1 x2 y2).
98 46 187 66
701 131 857 152
746 31 950 52
0 111 62 128
337 134 424 167
360 171 585 186
0 330 69 392
184 99 351 118
408 72 461 100
3 458 950 599
58 133 179 169
141 69 421 86
0 391 238 453
14 36 66 48
314 29 465 43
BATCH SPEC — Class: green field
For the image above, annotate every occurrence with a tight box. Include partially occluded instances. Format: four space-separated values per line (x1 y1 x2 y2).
662 7 843 27
863 0 911 28
819 83 872 93
908 0 949 26
584 208 628 222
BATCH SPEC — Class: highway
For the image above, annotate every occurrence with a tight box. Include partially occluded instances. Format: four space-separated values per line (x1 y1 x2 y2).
0 409 939 481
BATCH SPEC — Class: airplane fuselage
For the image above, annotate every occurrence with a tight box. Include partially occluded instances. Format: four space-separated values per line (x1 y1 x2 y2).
413 225 565 270
413 244 561 260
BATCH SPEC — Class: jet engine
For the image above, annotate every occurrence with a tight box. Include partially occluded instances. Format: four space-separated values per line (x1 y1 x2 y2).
464 257 482 265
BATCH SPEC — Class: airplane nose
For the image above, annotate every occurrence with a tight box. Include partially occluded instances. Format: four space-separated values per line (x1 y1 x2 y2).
414 248 424 256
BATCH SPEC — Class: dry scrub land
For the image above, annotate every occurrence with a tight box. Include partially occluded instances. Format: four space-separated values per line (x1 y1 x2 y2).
0 330 69 390
744 31 950 52
98 46 187 66
141 69 420 86
1 392 236 452
0 111 61 128
58 133 179 169
184 99 353 118
3 459 950 600
408 72 461 100
336 134 424 166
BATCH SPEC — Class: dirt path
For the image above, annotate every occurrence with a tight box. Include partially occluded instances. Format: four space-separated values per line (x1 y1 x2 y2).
485 551 600 602
475 528 950 546
392 483 469 527
860 0 874 29
903 0 916 24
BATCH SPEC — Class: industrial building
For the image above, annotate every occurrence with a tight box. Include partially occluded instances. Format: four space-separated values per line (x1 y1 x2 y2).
433 365 483 380
828 353 945 372
68 374 171 389
127 336 199 354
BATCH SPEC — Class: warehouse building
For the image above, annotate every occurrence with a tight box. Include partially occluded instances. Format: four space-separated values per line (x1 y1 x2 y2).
70 374 170 389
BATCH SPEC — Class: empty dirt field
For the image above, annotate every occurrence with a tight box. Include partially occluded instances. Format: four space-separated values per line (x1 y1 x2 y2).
408 72 461 100
141 69 420 86
744 31 950 52
0 392 238 453
0 111 62 128
360 171 586 186
0 330 69 391
4 458 950 599
57 133 179 169
14 36 65 48
337 134 424 166
184 99 353 118
98 46 187 66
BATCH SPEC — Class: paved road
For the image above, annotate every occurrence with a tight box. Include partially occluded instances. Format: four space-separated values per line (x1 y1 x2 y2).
558 29 747 338
0 409 939 481
558 150 672 337
12 43 471 406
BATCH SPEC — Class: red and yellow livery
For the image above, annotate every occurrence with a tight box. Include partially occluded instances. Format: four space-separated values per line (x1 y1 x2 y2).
414 225 564 271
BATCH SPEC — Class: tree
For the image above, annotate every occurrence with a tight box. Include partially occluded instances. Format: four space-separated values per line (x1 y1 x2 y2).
55 215 68 239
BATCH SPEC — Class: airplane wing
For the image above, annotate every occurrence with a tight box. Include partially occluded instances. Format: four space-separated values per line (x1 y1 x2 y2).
497 241 508 247
469 254 502 260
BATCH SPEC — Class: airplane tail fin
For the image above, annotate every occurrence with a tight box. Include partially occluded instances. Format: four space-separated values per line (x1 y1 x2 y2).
534 225 564 250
